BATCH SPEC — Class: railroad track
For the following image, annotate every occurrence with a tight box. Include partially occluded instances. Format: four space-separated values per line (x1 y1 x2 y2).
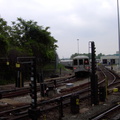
0 88 90 119
0 75 76 99
88 65 120 120
89 103 120 120
98 65 120 87
0 76 90 119
0 65 120 120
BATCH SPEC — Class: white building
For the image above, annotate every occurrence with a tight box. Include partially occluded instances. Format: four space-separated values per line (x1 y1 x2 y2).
100 55 119 65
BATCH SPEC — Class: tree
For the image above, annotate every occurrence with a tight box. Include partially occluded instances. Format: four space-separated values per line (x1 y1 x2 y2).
0 17 58 82
0 18 10 57
0 35 8 57
96 53 105 59
9 18 58 66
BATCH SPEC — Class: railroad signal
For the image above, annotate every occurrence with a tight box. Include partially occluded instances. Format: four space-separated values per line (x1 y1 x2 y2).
90 41 99 105
30 62 35 76
29 58 37 109
16 63 20 68
91 41 96 73
28 58 40 120
70 94 79 114
6 61 9 65
16 62 23 87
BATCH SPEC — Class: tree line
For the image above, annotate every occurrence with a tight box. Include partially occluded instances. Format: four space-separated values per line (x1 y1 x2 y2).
0 17 58 83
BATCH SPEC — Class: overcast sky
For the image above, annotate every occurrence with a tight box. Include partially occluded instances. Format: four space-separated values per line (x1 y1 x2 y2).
0 0 119 58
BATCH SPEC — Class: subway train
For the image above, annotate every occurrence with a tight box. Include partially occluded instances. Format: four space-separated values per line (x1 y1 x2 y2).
60 55 90 76
72 55 90 76
60 59 73 69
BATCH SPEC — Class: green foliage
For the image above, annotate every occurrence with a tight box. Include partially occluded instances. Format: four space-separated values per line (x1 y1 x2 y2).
0 18 10 57
57 63 65 69
0 79 15 85
8 18 58 64
96 53 105 59
0 17 58 83
0 35 8 57
0 18 10 37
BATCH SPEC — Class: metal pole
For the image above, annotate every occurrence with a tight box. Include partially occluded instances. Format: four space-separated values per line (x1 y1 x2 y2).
77 39 79 54
117 0 120 68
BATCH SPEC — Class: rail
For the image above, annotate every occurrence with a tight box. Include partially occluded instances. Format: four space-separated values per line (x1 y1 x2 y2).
89 103 120 120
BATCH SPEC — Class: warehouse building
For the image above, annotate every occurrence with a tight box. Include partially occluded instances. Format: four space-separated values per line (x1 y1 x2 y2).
100 55 119 65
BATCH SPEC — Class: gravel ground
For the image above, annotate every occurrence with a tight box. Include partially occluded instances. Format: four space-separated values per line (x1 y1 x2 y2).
62 92 120 120
0 67 120 120
61 66 120 120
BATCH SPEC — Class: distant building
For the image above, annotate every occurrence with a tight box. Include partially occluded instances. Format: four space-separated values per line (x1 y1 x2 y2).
100 55 119 65
116 51 119 54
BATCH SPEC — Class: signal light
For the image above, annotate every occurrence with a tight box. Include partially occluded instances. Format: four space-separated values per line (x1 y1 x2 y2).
30 88 35 93
6 61 9 65
84 60 88 63
29 83 34 87
16 63 20 68
85 66 89 70
29 60 37 109
30 93 35 98
74 67 77 69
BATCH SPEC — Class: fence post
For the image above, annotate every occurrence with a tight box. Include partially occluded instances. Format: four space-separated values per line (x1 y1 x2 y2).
99 86 106 102
58 97 64 120
70 94 80 114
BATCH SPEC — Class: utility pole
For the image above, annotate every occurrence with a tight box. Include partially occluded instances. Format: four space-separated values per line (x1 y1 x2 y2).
117 0 120 68
77 39 79 54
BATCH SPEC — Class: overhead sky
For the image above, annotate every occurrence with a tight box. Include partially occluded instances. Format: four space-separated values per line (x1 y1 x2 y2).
0 0 119 58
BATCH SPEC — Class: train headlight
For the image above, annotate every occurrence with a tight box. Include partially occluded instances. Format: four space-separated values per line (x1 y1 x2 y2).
85 66 90 70
74 67 77 70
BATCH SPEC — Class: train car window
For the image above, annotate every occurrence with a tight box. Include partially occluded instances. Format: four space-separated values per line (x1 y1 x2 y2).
84 59 89 65
110 59 115 65
102 59 107 64
79 59 83 65
73 59 77 65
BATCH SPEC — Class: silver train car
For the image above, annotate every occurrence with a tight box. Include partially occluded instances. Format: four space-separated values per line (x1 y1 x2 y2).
60 59 73 69
73 55 90 76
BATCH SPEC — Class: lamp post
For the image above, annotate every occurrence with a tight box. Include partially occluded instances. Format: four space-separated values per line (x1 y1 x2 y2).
117 0 120 69
77 39 79 54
